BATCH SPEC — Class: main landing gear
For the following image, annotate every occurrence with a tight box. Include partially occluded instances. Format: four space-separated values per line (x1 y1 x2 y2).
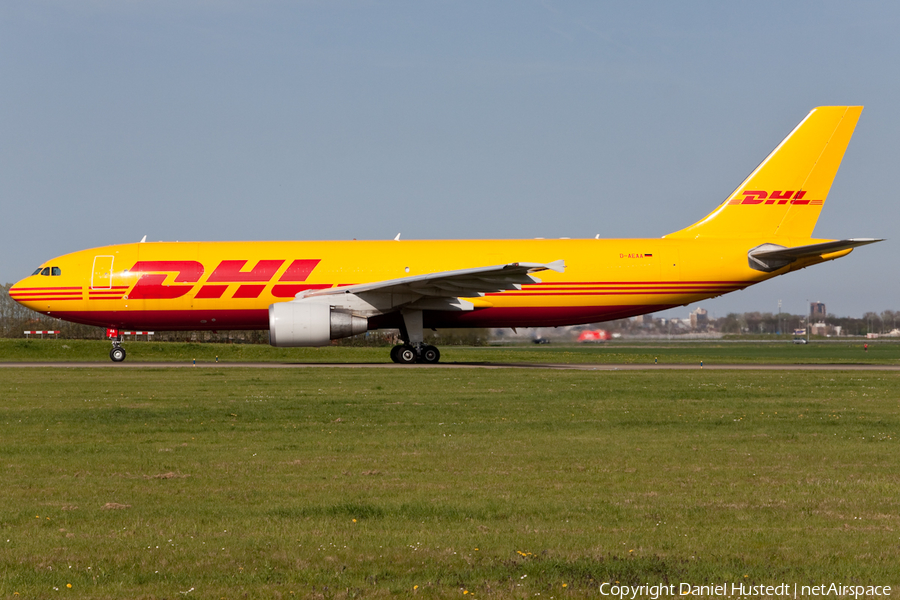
390 343 441 364
389 308 441 364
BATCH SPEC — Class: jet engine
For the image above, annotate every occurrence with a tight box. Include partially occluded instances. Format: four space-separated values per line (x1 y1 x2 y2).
268 301 368 347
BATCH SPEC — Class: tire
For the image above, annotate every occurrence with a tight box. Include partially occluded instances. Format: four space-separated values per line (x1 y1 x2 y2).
389 345 404 363
396 345 417 364
110 347 126 362
419 345 440 364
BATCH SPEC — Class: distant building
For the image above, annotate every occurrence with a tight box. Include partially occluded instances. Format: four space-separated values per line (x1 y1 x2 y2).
810 302 826 318
690 308 709 332
811 322 828 336
811 322 840 337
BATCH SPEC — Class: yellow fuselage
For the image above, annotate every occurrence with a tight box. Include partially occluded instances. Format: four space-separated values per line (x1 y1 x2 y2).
9 237 829 331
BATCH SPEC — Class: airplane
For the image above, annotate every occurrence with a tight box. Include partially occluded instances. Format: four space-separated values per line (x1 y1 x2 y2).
10 106 880 363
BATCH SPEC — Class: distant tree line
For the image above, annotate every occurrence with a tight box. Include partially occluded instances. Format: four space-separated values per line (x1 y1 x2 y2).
712 311 899 336
0 283 103 338
602 310 900 336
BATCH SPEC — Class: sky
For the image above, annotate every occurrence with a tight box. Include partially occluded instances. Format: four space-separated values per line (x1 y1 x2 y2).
1 1 897 320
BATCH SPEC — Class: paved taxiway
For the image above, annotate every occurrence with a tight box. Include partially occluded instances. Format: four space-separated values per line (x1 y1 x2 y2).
2 362 899 371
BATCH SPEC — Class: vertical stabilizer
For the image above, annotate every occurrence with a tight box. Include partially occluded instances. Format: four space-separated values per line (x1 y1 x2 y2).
666 106 862 239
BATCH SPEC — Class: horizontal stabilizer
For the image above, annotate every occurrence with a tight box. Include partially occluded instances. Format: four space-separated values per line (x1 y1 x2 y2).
748 238 882 272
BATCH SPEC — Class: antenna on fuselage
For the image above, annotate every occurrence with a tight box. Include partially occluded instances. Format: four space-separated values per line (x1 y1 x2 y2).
139 235 147 243
394 233 401 241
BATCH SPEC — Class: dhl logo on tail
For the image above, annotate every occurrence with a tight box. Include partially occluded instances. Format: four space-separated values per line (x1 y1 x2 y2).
729 190 822 205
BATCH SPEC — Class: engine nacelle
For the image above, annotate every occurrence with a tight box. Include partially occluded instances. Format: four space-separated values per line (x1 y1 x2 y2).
268 301 368 347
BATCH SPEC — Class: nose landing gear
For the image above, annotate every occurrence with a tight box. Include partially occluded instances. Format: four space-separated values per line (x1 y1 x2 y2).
110 343 126 362
107 328 126 362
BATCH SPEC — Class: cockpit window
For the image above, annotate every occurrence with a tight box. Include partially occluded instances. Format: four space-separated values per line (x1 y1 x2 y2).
51 266 61 276
40 267 50 276
32 268 42 275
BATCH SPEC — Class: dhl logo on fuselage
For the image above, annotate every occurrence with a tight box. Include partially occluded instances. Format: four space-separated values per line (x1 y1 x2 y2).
727 190 823 206
118 259 323 300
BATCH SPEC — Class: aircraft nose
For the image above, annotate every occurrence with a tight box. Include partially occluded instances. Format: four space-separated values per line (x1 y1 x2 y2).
8 277 34 306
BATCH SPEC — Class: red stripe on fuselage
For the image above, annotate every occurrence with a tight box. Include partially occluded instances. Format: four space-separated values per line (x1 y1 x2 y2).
488 289 742 297
10 287 82 291
516 285 736 294
12 294 81 298
420 305 681 328
11 296 82 301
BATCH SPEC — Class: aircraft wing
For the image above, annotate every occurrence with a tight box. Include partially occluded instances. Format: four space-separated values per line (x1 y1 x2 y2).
749 238 882 272
298 260 565 300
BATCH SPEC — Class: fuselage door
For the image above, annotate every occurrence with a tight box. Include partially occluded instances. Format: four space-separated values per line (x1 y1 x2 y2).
91 256 114 289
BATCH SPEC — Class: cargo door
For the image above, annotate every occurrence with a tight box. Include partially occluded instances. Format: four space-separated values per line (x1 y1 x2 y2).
91 256 114 289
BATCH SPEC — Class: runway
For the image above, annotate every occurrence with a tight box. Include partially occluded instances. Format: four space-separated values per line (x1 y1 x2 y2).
2 361 899 371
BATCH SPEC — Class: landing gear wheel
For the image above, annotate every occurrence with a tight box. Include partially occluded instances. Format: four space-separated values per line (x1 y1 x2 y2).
110 346 126 362
390 344 404 363
419 345 440 364
396 345 418 365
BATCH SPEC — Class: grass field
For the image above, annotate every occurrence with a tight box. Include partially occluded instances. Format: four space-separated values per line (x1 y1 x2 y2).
1 338 899 365
1 367 899 598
